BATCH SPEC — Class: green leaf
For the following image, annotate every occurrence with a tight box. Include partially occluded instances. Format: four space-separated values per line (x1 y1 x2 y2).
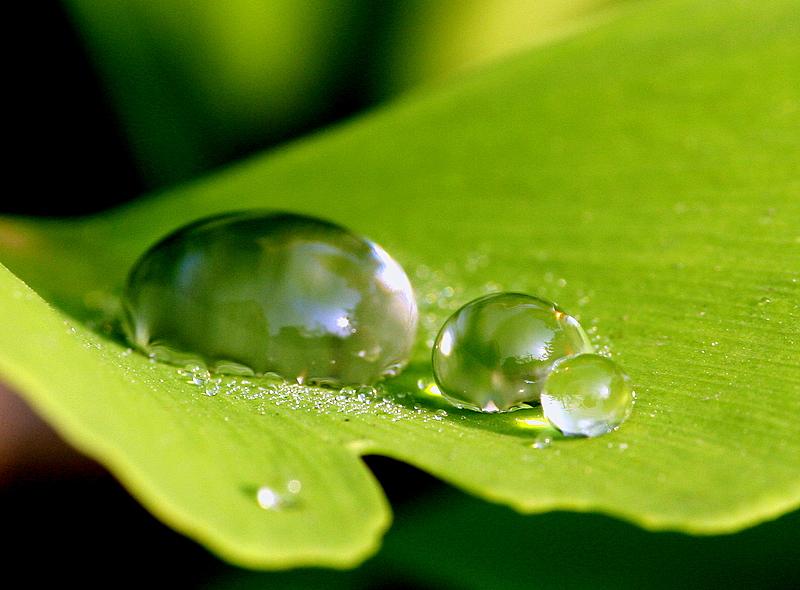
1 0 799 569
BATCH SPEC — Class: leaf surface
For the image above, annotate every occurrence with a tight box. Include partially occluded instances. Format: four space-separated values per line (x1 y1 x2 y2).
1 0 799 568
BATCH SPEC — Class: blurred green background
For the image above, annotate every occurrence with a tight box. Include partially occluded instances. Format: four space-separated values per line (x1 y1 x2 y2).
2 1 797 588
7 0 624 213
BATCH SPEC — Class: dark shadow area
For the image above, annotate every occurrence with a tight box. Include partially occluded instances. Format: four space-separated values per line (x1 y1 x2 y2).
3 1 408 218
362 455 443 506
211 485 800 590
0 471 218 586
5 1 144 216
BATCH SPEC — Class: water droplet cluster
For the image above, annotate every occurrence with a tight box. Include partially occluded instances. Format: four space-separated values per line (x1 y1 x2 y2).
432 293 593 412
432 292 634 436
177 363 454 427
122 212 418 386
120 212 634 440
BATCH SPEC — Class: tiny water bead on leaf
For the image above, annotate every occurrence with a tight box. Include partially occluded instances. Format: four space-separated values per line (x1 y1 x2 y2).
122 212 418 385
432 292 594 412
256 479 303 511
541 353 634 437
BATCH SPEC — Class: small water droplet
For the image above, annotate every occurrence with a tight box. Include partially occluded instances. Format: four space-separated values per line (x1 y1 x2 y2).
540 354 634 437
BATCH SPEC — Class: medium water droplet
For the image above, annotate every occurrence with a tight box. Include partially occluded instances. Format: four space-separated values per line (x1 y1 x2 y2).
432 293 593 412
541 354 634 437
122 212 418 385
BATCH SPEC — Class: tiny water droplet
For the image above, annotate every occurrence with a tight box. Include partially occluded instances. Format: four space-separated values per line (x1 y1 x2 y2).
435 409 448 417
122 212 417 386
256 480 302 511
465 250 489 272
532 434 552 449
432 293 593 412
355 385 377 397
541 354 634 437
204 381 221 397
415 265 431 279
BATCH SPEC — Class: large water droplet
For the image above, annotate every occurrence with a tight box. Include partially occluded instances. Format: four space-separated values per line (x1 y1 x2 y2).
540 353 634 437
123 212 418 385
432 292 593 412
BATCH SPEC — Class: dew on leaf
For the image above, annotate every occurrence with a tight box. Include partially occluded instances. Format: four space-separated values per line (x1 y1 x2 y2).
540 353 634 437
432 292 594 412
256 480 302 511
122 212 418 386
